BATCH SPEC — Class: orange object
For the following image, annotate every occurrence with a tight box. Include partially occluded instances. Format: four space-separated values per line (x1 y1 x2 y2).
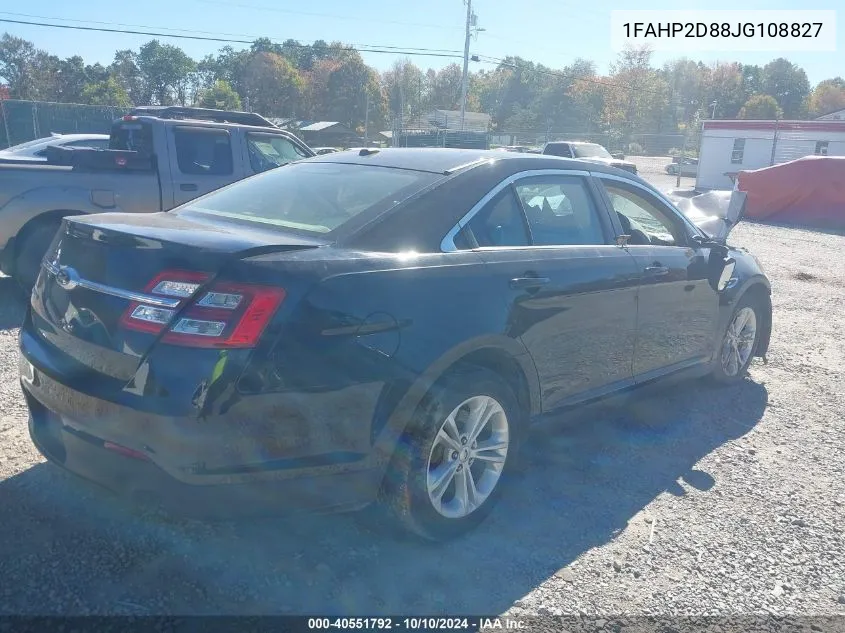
736 156 845 229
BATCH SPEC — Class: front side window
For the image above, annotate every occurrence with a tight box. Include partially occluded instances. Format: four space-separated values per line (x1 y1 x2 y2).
246 133 311 173
179 162 440 235
514 176 605 246
600 180 685 246
173 127 233 176
731 138 745 164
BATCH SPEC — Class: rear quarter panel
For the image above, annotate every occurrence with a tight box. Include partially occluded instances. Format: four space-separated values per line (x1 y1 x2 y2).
240 249 537 470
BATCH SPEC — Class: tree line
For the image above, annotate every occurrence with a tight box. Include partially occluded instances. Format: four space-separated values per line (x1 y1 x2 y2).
1 32 844 140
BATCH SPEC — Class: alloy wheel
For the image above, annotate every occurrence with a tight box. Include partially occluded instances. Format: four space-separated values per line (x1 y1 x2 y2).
721 306 757 377
426 395 510 519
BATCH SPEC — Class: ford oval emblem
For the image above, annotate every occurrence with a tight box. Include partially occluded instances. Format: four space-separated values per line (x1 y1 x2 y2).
55 266 79 291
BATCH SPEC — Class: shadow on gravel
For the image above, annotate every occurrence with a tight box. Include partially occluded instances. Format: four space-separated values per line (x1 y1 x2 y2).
0 276 26 331
0 378 768 616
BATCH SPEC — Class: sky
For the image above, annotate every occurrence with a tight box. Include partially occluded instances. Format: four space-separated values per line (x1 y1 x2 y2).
0 0 841 85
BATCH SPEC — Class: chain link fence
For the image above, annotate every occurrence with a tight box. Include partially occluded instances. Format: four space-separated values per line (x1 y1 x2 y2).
390 111 491 149
0 100 125 149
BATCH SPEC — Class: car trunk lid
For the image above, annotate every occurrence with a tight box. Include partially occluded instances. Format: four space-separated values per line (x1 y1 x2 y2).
30 211 325 381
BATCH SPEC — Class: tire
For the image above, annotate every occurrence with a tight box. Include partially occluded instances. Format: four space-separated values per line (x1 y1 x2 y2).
383 365 523 541
13 220 61 293
711 295 761 384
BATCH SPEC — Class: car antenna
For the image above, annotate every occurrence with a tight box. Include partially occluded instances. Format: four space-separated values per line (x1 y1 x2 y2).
359 148 379 156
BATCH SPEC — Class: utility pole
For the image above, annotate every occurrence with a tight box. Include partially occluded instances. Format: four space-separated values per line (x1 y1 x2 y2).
769 115 780 166
364 91 370 145
459 0 472 131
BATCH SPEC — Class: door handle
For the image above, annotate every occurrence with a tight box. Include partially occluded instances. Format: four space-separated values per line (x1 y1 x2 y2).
510 276 550 289
180 183 198 192
644 265 669 277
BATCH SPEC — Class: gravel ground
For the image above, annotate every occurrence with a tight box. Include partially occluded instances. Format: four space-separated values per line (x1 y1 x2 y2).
0 220 844 621
629 155 697 193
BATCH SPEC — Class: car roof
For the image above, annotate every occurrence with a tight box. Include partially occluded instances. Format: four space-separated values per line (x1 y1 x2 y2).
306 147 626 176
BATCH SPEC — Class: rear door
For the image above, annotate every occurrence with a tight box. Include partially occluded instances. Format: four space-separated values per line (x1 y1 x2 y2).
448 169 641 411
594 174 720 379
168 126 245 207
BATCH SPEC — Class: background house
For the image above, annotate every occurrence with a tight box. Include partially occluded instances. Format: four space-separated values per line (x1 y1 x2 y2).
695 119 845 190
298 122 360 148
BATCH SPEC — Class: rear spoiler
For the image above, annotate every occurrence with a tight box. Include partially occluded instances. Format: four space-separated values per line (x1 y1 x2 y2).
45 145 155 172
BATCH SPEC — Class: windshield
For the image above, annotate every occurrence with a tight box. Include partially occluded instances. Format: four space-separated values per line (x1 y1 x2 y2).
246 133 312 173
178 162 440 235
573 143 613 159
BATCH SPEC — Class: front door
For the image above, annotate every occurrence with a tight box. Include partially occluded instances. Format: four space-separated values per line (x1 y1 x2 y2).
453 171 641 411
596 175 721 379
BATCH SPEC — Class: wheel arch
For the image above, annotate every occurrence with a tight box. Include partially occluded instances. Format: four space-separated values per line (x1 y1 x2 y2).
371 335 540 478
4 210 71 277
737 281 772 358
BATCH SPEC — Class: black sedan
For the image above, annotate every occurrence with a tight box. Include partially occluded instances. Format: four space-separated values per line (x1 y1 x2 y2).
19 149 772 541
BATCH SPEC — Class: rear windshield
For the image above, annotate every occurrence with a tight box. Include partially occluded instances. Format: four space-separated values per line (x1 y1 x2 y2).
110 121 154 154
573 144 612 159
177 162 441 235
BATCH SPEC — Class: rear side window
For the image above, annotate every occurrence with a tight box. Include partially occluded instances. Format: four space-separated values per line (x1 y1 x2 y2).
179 162 440 235
459 189 530 248
173 127 233 176
246 133 311 173
544 143 572 158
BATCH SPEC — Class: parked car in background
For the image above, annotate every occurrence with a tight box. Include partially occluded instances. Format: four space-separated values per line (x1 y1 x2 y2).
542 141 638 174
20 148 771 542
0 106 314 290
0 133 110 163
666 157 699 176
495 145 535 153
313 147 339 155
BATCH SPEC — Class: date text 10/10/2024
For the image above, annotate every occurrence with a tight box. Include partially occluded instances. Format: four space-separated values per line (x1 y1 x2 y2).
307 617 526 630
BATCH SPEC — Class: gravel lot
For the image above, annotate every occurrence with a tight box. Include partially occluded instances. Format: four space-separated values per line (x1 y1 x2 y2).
1 218 843 620
629 155 697 193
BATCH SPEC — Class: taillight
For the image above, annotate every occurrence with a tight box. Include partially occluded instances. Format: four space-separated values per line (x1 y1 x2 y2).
120 270 285 349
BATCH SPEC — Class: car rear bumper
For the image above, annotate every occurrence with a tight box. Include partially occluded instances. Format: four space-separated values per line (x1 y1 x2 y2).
19 349 383 519
25 401 376 518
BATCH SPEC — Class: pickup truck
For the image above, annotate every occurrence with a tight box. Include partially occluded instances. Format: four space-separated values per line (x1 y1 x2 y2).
0 106 314 289
542 141 638 175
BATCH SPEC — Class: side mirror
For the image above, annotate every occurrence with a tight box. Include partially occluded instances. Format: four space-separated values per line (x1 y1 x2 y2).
717 257 737 292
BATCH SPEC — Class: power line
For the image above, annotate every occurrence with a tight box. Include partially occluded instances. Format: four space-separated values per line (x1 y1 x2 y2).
191 0 466 32
0 15 661 96
0 18 466 59
0 11 465 54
